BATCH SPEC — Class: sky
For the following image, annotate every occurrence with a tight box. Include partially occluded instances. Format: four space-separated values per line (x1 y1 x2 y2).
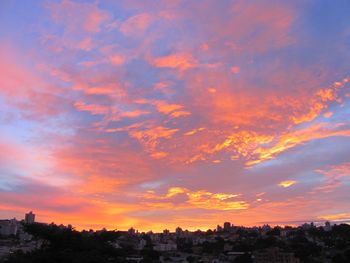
0 0 350 232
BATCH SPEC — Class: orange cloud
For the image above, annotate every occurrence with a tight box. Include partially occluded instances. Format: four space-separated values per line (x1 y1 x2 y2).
184 128 206 136
246 123 350 166
318 213 350 222
143 187 248 211
78 175 127 194
154 101 191 118
169 111 191 118
121 110 150 118
154 101 184 114
166 187 187 198
187 191 247 211
150 53 196 71
3 0 350 233
150 151 169 159
291 80 345 124
130 126 179 141
129 126 179 157
74 101 109 115
278 180 297 188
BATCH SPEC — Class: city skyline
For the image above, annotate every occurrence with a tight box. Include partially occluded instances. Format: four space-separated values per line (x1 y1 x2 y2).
1 0 350 232
0 210 338 234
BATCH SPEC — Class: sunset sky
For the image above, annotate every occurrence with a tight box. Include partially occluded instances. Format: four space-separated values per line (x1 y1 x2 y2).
1 0 350 232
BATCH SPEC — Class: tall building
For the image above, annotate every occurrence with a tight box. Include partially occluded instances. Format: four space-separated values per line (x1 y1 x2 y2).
223 222 231 231
0 219 18 236
25 211 35 224
324 221 332 232
175 227 183 236
128 227 136 235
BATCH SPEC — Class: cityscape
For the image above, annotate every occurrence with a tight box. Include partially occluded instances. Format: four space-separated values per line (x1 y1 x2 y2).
1 0 350 262
1 211 350 262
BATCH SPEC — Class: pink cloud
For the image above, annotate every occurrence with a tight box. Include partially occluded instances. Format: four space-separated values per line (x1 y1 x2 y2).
313 163 350 193
47 0 111 33
231 66 240 74
77 38 93 51
0 45 66 118
74 101 109 115
109 54 126 65
119 13 153 35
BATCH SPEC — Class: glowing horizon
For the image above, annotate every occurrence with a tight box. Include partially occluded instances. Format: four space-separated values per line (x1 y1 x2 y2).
1 0 350 232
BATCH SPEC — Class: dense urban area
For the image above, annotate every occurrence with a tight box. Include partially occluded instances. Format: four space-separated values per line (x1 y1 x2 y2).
1 212 350 263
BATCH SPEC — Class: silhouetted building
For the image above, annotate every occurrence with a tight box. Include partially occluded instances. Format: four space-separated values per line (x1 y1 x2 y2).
223 222 231 231
324 221 332 232
137 239 147 250
128 227 136 235
254 248 300 263
0 219 18 236
25 211 35 224
261 224 271 234
154 241 177 251
175 227 183 236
